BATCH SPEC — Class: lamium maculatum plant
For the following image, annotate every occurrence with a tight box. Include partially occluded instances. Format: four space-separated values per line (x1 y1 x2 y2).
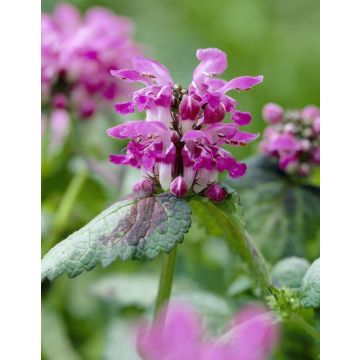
41 48 320 359
41 48 270 308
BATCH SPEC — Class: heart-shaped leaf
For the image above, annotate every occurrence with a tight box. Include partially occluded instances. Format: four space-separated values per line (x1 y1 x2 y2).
42 193 192 281
189 185 270 294
227 156 320 263
300 258 320 308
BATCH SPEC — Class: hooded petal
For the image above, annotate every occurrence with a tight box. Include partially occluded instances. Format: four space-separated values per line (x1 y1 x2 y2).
107 120 169 140
132 56 173 85
228 131 259 146
193 48 227 82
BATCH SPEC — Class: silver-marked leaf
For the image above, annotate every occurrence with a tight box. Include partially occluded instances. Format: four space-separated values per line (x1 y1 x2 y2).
42 193 191 281
189 186 270 294
227 155 320 263
300 258 320 308
272 257 310 289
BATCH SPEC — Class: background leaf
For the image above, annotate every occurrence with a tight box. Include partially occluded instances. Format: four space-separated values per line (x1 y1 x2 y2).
42 306 81 360
227 155 320 263
189 186 270 294
42 193 192 281
272 257 310 289
300 258 320 308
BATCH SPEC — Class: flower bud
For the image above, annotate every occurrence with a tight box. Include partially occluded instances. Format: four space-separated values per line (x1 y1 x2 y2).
301 105 319 120
203 103 226 124
170 176 188 197
204 183 227 202
179 95 200 121
262 103 283 124
133 179 156 194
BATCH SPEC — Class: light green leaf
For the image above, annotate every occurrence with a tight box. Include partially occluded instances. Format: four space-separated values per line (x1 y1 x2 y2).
189 185 270 294
41 306 81 360
272 257 310 288
300 258 320 308
227 156 320 263
42 193 191 281
104 319 141 360
91 273 159 308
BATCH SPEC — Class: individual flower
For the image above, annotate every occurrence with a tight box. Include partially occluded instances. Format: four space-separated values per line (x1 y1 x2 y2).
108 48 262 197
137 303 279 360
260 103 320 177
41 3 141 127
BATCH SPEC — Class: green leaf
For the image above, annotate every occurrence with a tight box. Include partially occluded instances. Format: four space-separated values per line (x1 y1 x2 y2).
91 273 159 308
189 185 270 294
300 258 320 308
272 257 310 288
42 193 191 281
41 306 81 360
227 156 320 263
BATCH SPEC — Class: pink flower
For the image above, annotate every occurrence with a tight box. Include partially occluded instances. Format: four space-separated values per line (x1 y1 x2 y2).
108 48 262 197
137 303 279 360
260 103 320 177
42 4 141 120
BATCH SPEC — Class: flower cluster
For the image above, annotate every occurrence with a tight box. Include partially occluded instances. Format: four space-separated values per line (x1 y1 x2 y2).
137 303 279 360
108 48 262 200
260 103 320 177
41 4 140 122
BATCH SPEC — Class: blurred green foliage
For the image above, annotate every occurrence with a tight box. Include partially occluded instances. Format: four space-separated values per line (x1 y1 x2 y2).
42 0 319 359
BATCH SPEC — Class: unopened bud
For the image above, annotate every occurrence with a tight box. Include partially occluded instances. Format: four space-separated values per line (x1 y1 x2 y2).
204 183 228 202
262 103 284 124
170 176 188 197
203 103 226 124
179 95 200 121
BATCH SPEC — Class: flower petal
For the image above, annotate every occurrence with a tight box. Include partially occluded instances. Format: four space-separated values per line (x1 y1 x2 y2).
110 69 151 85
228 131 259 146
219 75 264 93
107 121 169 140
231 111 252 126
114 102 135 115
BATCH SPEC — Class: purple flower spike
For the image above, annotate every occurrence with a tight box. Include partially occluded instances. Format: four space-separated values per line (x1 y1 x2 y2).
170 176 188 197
108 48 262 197
260 103 320 177
262 103 284 124
204 183 228 201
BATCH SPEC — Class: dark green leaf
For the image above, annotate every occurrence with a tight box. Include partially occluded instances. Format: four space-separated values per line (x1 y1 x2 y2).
42 193 191 281
300 258 320 308
227 156 320 263
189 186 270 294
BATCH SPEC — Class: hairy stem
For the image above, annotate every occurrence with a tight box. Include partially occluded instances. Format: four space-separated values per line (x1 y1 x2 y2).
44 169 88 254
153 246 178 323
291 313 320 342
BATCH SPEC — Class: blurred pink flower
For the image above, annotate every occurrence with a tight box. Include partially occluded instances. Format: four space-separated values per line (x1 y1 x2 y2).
137 303 279 360
42 3 141 119
260 103 320 177
108 48 262 197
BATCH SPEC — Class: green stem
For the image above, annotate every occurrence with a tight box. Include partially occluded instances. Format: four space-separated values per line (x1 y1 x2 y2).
291 313 320 342
153 246 178 323
44 169 88 254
